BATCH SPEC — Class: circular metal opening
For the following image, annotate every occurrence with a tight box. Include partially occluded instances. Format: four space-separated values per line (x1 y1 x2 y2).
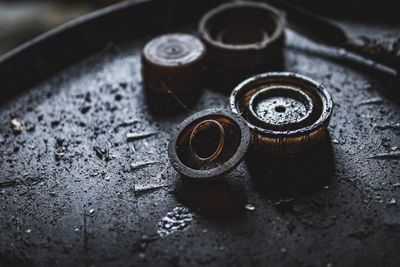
216 23 269 46
248 85 316 131
189 119 225 163
275 105 286 113
199 2 285 49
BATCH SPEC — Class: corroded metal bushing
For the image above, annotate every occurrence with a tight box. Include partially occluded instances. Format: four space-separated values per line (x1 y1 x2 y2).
230 72 333 155
168 109 250 180
141 33 206 94
198 1 286 70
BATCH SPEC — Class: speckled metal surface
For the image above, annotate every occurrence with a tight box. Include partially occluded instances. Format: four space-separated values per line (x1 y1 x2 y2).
0 9 399 267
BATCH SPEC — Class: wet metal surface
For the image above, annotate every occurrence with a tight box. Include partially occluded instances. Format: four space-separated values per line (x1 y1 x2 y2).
250 86 313 126
0 25 399 267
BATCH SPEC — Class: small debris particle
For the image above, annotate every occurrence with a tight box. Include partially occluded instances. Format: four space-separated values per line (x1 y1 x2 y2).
74 227 80 232
358 97 383 106
367 152 400 159
390 146 398 151
134 184 167 195
138 253 146 261
105 176 110 181
54 151 65 161
0 135 4 143
127 131 158 142
25 229 31 234
84 92 91 102
56 138 65 146
119 82 128 89
387 198 396 205
280 248 287 253
93 144 110 161
114 94 123 101
10 118 22 134
116 119 139 128
54 138 68 161
25 121 35 132
202 229 208 234
244 204 256 211
0 180 17 188
79 105 91 114
89 209 95 214
131 161 159 170
392 183 400 188
51 120 60 128
157 207 193 238
155 166 168 180
374 123 400 130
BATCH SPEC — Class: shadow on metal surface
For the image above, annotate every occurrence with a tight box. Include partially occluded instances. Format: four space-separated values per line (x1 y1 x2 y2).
174 178 248 220
246 136 335 202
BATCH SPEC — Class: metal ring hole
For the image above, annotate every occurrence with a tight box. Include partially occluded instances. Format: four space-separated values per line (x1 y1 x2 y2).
205 6 279 47
274 105 286 113
189 120 225 164
216 25 269 45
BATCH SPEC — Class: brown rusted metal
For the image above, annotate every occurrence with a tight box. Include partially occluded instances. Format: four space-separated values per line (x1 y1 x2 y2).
230 72 333 155
141 33 206 94
168 109 250 180
198 1 286 70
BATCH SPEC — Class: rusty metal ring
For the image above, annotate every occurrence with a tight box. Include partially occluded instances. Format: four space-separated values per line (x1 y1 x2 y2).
230 72 333 155
188 119 225 164
168 109 251 180
198 1 286 69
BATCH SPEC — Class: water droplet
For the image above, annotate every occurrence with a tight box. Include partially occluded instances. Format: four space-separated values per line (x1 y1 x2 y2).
157 207 193 237
244 204 256 211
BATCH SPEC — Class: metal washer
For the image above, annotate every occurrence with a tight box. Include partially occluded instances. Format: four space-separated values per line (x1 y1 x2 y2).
168 109 250 180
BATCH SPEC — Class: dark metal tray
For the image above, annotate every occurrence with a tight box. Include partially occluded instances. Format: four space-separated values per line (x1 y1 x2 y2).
0 0 399 266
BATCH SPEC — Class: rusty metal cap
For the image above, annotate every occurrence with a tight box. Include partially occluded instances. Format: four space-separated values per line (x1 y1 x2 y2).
198 1 286 69
230 72 333 155
168 109 250 180
141 33 206 94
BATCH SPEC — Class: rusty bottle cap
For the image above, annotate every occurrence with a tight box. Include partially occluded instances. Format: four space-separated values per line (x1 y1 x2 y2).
168 109 250 180
230 72 333 155
198 1 286 70
141 33 206 94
